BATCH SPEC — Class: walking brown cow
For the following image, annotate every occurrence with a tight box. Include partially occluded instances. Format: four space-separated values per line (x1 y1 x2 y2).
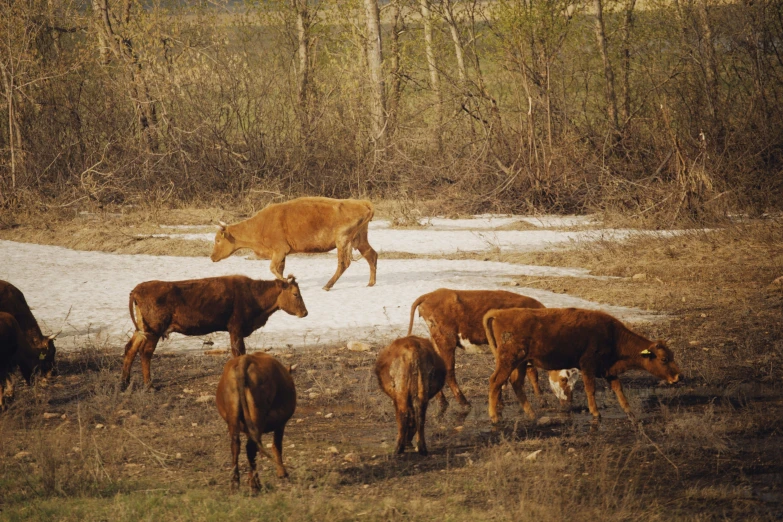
484 307 680 423
375 336 446 456
216 353 296 491
407 288 545 408
121 275 307 389
210 197 378 291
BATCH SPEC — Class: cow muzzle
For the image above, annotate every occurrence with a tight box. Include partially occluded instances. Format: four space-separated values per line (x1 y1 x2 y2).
298 311 308 318
667 374 680 384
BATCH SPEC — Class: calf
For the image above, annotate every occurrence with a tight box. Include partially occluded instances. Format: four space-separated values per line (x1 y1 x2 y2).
0 312 51 410
484 307 680 423
375 336 446 456
0 280 56 381
121 275 308 388
216 353 296 491
407 288 544 408
548 369 581 406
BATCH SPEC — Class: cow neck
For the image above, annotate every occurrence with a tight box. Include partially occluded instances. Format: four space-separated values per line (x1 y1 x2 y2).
228 218 271 256
611 324 652 374
252 279 281 313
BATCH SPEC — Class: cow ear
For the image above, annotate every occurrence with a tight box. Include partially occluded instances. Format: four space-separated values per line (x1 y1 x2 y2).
288 364 297 373
640 349 655 359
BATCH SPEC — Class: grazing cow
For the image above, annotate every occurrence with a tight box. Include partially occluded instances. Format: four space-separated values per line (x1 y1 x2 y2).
121 275 308 389
0 312 53 410
407 288 545 407
0 280 57 383
484 307 680 423
216 353 296 491
375 336 446 456
210 197 378 291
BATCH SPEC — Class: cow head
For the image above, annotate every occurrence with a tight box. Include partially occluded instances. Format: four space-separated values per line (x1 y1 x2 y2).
638 341 680 384
276 275 308 318
210 222 236 262
38 334 57 378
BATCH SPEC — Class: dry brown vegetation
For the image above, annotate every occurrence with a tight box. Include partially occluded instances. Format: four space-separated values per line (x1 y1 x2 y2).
1 218 782 520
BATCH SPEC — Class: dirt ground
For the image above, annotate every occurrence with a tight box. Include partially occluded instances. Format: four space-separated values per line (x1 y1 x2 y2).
1 212 782 521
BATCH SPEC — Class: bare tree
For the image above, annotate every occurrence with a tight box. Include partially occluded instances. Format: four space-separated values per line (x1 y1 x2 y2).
419 0 442 151
364 0 386 149
292 0 311 137
593 0 619 133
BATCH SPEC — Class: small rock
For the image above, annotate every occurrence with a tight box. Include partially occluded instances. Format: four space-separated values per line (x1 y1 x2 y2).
537 416 552 426
343 452 360 463
14 451 32 460
456 452 471 458
505 451 513 458
175 453 182 459
116 409 132 417
72 447 81 453
632 273 647 281
195 394 214 403
700 313 707 318
347 341 371 352
308 392 320 400
525 449 543 461
567 447 576 454
454 425 464 432
327 446 339 454
689 341 699 346
771 276 783 286
324 413 334 419
60 414 67 420
288 444 295 449
192 422 198 427
296 418 303 423
183 388 194 394
95 424 105 429
363 484 369 489
43 412 59 420
509 281 520 287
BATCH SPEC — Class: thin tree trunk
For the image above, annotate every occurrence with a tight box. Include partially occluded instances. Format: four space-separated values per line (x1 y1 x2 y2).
363 0 386 148
695 0 723 145
419 0 442 151
387 0 403 136
443 0 466 86
593 0 619 133
620 0 637 124
293 0 310 138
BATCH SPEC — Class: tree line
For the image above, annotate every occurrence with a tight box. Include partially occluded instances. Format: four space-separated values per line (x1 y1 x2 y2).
1 0 781 219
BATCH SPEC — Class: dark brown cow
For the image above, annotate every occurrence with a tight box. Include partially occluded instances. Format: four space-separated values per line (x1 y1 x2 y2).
211 197 378 291
0 312 54 410
484 307 681 423
0 280 56 380
216 353 296 491
121 275 308 389
407 288 545 407
375 336 446 456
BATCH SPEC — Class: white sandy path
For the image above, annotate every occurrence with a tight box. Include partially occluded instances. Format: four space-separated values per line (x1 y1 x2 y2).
149 227 666 256
0 240 662 353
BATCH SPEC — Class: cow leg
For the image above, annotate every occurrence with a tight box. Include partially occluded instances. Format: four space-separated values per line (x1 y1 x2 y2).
526 365 548 407
352 226 378 287
121 332 146 389
415 400 429 456
228 430 241 490
488 358 517 424
245 438 261 491
435 390 448 415
4 374 14 398
323 241 351 291
393 399 409 454
430 329 469 407
510 365 536 419
269 253 286 281
608 377 634 419
139 335 160 390
229 332 246 357
272 427 288 479
581 371 601 419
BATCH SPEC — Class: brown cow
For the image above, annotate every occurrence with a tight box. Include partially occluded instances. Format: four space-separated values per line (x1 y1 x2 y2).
375 336 446 456
484 307 680 423
0 280 57 381
407 288 545 408
0 312 55 410
121 275 308 389
216 353 296 491
210 197 378 291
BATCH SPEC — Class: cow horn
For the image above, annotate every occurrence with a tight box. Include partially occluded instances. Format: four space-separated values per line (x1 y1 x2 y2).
219 220 228 228
286 274 296 283
48 330 61 341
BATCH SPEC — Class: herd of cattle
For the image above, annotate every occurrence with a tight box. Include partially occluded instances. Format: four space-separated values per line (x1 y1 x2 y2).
0 196 681 491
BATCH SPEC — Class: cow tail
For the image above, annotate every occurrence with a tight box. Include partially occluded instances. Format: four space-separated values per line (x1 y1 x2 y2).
128 292 139 332
484 311 499 358
235 356 271 458
412 357 426 437
407 295 427 336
